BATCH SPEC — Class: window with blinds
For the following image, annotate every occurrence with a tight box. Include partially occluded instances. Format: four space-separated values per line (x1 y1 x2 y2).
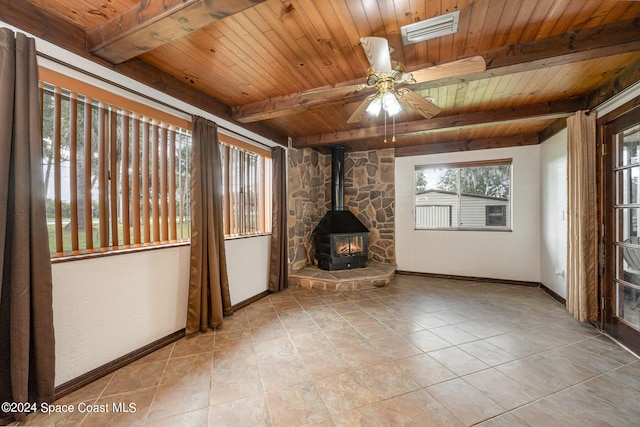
41 83 192 258
219 136 272 238
41 67 273 258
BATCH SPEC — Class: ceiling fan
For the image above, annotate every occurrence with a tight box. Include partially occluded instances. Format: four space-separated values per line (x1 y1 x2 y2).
302 37 486 124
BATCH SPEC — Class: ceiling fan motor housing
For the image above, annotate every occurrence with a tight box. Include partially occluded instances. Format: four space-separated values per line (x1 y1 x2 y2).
365 69 411 89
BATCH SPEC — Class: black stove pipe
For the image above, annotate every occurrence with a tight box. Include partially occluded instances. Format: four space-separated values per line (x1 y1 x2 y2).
331 145 346 211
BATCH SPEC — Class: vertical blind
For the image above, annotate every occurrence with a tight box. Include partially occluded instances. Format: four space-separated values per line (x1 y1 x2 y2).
40 67 272 259
41 82 192 257
220 140 271 237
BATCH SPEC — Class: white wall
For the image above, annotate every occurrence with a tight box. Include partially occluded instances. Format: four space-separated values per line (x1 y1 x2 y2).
52 237 271 386
540 129 568 298
52 247 190 385
396 145 541 282
226 235 272 304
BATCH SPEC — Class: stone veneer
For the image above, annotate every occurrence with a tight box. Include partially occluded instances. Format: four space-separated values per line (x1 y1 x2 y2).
342 149 395 264
287 147 329 272
287 146 395 274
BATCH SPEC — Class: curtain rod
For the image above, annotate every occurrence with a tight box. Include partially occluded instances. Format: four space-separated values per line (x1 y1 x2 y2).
216 126 274 151
36 52 274 151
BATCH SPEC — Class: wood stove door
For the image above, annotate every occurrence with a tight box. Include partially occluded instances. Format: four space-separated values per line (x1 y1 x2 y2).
333 234 365 257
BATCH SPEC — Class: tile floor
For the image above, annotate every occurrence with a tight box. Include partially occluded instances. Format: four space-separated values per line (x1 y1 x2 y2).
15 274 640 426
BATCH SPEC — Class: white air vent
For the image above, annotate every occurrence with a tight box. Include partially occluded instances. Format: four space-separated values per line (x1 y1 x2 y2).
401 10 460 45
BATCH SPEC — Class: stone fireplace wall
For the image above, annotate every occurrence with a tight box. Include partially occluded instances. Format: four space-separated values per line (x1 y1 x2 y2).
343 148 395 264
287 147 395 273
287 147 329 272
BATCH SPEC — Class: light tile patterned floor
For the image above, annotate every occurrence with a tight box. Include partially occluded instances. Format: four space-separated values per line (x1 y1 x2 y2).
16 274 640 426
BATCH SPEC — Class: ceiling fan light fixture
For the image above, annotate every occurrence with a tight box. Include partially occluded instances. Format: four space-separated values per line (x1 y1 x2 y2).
401 10 460 45
366 96 382 116
382 91 402 116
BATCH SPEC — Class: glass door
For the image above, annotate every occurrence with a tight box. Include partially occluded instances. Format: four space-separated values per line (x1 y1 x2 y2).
604 107 640 355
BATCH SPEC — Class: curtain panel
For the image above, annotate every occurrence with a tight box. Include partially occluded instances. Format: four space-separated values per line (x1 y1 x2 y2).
186 117 232 334
0 28 56 421
566 110 598 322
268 146 288 292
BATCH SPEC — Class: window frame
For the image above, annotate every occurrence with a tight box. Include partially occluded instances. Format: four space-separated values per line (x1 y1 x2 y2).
414 158 512 231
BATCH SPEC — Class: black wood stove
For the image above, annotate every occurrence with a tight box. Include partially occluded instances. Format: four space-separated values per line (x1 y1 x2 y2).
314 146 369 271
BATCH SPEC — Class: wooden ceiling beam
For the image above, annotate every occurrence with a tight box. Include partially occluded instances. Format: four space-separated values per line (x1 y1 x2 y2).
232 18 640 124
292 98 587 148
538 118 567 143
0 0 88 57
394 134 539 157
588 57 640 110
409 17 640 93
88 0 267 64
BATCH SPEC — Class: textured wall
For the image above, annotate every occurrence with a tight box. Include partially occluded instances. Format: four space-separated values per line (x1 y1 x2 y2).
287 147 329 272
52 246 190 385
288 147 395 272
343 148 396 264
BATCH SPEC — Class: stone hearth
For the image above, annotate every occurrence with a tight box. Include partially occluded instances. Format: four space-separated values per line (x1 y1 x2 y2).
288 262 396 291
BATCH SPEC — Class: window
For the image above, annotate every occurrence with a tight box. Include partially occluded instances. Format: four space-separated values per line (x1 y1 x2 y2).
42 81 192 258
414 159 511 230
486 205 507 226
219 136 272 238
41 68 273 259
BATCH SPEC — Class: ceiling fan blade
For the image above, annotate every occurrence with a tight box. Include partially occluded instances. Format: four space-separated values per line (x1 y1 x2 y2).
300 83 364 100
397 89 442 119
347 96 375 123
360 37 392 73
409 55 486 83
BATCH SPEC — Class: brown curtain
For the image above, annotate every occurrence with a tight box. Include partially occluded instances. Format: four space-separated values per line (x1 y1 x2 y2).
0 28 56 421
268 146 288 292
566 110 598 322
186 117 232 335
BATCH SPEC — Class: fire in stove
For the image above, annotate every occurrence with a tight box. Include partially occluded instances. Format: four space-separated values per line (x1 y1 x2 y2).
335 235 365 256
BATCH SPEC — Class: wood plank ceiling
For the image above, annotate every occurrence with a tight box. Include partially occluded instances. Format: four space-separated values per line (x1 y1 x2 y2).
2 0 640 154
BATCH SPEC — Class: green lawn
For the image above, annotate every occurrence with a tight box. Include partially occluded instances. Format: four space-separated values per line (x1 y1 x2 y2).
48 220 191 255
